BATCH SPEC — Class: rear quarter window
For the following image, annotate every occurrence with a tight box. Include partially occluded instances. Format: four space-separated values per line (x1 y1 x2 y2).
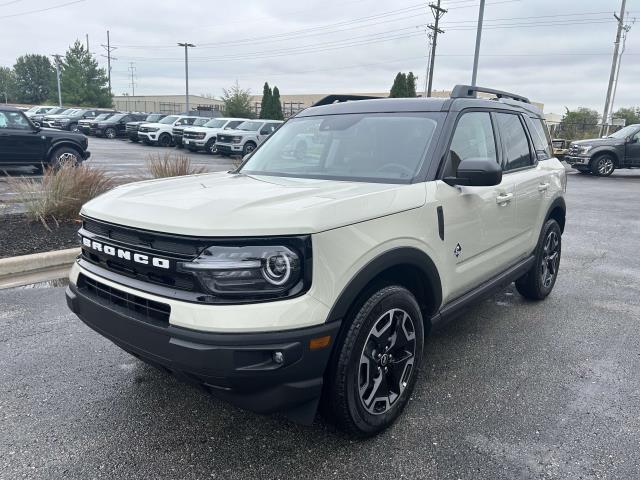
527 116 553 160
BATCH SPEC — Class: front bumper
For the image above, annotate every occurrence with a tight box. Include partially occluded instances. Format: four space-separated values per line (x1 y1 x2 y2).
565 155 590 167
138 132 158 143
216 143 243 155
66 277 340 420
82 150 91 160
183 138 206 148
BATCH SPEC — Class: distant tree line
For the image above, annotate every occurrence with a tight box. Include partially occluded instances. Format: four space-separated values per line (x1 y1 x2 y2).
0 40 111 107
389 72 417 98
221 81 285 120
555 106 640 140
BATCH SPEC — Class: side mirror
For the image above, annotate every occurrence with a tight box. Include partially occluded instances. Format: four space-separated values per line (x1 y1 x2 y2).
444 157 502 187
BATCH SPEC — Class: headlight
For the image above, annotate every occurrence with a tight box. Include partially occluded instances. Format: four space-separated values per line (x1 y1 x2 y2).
232 136 243 144
179 240 311 301
579 145 593 154
147 127 159 132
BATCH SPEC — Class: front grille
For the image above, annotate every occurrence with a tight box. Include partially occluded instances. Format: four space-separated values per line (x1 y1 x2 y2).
126 125 138 133
568 145 580 155
80 217 213 292
217 135 233 143
184 131 205 140
78 273 170 326
172 128 184 135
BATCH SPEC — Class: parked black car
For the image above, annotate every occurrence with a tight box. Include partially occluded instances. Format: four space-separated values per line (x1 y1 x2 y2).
94 113 147 139
78 112 119 135
0 105 90 171
52 109 114 132
126 113 166 142
565 124 640 176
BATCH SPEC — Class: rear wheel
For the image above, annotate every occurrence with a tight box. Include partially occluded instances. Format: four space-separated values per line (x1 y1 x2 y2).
516 219 562 300
591 154 615 176
158 133 172 147
324 285 424 437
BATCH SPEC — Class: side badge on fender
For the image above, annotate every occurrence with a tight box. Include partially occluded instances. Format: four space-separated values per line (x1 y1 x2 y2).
454 243 462 258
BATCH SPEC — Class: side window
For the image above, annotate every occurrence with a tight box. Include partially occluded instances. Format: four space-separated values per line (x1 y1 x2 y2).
495 113 533 171
633 130 640 142
447 111 497 174
0 111 31 130
226 121 243 129
0 112 8 128
527 117 552 160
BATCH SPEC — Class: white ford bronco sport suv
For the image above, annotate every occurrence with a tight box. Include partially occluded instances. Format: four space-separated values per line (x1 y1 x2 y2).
182 117 250 154
137 115 199 147
215 119 283 156
66 85 566 437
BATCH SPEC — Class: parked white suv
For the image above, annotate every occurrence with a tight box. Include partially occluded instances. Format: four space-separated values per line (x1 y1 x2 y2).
137 115 199 147
66 86 566 437
182 117 249 154
215 119 283 156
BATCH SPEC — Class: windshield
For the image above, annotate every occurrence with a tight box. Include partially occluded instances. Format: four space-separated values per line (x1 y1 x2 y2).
57 109 77 115
146 114 163 122
608 125 639 139
203 119 227 128
26 106 41 113
237 121 262 131
159 115 178 125
49 108 67 115
93 114 110 121
240 113 441 183
106 113 127 122
193 118 209 126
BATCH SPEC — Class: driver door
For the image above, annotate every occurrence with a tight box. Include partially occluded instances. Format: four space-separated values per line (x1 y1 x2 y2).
434 110 519 301
626 129 640 166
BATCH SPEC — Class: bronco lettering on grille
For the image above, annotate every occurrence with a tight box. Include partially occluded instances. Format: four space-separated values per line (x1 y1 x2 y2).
81 237 171 269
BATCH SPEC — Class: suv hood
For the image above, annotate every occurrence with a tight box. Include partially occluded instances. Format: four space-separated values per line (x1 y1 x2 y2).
81 172 426 236
220 128 254 136
141 121 171 128
572 137 623 146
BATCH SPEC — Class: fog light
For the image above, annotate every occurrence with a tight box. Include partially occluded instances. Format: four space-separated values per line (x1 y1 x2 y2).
273 351 285 364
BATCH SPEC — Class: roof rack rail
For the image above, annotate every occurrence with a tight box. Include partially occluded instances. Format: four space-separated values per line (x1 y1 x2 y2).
312 94 383 107
450 85 530 104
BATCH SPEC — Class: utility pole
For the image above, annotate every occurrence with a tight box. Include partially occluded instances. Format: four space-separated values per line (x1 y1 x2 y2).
178 42 196 113
128 62 137 96
427 0 446 97
471 0 485 86
423 32 433 96
101 30 117 97
86 34 90 52
610 22 633 125
52 54 63 107
600 0 627 136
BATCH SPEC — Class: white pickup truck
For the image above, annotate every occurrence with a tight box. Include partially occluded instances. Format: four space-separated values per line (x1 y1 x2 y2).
182 117 249 154
215 120 283 156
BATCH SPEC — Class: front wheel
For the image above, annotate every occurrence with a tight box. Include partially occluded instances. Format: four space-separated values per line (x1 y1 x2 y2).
50 146 81 169
158 133 172 147
242 141 257 156
516 219 562 300
205 139 217 154
591 154 615 176
105 127 117 139
324 285 424 437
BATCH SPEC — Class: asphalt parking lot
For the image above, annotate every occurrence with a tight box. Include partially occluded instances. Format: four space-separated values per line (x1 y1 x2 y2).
1 170 640 479
0 137 236 208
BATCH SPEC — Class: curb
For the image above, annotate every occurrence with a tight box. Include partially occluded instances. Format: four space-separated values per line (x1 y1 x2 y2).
0 247 80 278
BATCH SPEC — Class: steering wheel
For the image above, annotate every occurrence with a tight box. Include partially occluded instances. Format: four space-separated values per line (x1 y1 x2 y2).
376 163 414 177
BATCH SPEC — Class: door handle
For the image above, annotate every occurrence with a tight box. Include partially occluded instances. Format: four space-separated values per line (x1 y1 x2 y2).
538 183 549 192
496 193 513 204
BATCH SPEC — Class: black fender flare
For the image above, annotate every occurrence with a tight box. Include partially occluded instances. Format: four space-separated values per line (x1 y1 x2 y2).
325 247 442 324
544 196 566 232
46 141 84 161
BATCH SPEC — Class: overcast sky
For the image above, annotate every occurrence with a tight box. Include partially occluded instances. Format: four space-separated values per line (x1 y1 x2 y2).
1 0 637 114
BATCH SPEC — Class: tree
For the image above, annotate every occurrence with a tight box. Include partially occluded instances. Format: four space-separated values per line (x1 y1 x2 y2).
612 107 640 126
259 82 272 119
222 81 254 118
389 72 408 98
13 54 55 104
59 40 111 107
0 67 17 103
271 86 283 120
559 107 600 140
406 72 417 97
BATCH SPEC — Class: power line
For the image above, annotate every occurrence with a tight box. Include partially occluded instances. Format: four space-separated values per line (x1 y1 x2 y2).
0 0 85 19
0 0 23 7
101 30 117 97
427 0 446 97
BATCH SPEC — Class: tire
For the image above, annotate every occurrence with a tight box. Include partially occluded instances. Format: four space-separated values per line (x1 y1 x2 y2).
158 133 172 147
590 154 615 176
105 127 117 139
205 138 217 155
516 219 562 300
324 285 424 437
242 141 257 156
69 123 79 133
50 146 81 169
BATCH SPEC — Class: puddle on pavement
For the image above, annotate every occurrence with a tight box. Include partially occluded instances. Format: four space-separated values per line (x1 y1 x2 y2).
13 277 69 289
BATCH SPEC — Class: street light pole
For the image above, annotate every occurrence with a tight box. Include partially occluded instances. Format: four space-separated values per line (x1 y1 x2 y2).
53 54 63 107
471 0 486 86
178 42 196 113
